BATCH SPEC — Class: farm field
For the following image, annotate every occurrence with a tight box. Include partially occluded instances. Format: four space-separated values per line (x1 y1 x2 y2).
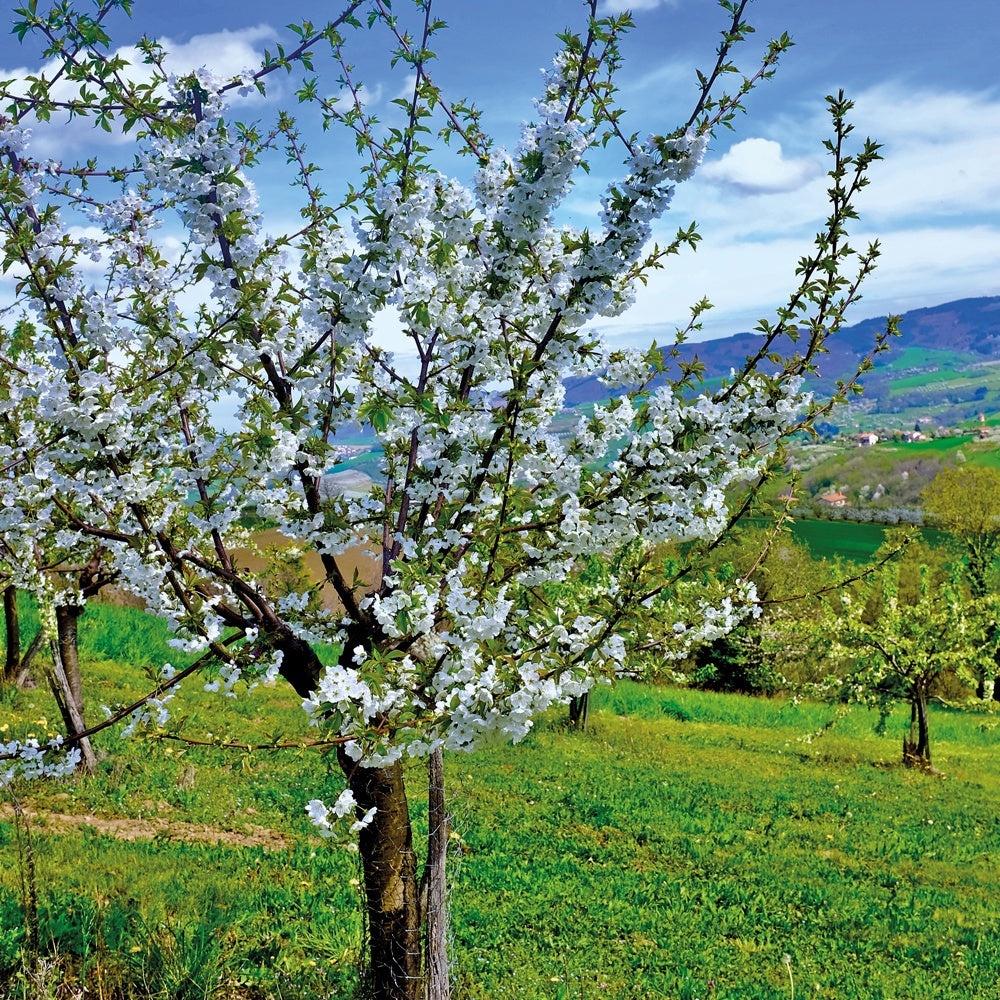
2 622 1000 999
784 519 951 564
786 518 892 563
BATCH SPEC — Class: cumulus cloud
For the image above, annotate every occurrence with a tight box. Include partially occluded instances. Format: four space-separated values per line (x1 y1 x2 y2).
159 25 277 81
593 81 1000 347
326 82 385 111
596 220 1000 348
849 223 1000 314
700 137 822 195
395 73 419 103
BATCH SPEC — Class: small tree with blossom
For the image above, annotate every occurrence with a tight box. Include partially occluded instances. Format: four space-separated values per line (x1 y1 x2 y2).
0 1 891 996
815 544 994 767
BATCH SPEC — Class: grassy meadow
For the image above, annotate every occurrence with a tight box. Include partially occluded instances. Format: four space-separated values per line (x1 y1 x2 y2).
2 604 1000 998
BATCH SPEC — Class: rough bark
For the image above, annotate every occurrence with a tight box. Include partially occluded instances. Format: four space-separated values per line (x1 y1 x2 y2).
3 585 19 684
568 691 589 728
276 629 427 999
272 627 335 698
424 746 450 1000
904 689 931 766
341 751 422 1000
46 634 97 773
56 605 85 712
15 628 44 686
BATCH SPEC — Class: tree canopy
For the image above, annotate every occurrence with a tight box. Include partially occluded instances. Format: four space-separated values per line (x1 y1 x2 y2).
0 1 893 995
923 465 1000 597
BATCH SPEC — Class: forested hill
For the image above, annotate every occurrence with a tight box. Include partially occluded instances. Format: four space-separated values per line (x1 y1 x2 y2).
563 296 1000 407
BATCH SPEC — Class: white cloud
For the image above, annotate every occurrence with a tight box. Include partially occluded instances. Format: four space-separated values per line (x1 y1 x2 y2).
159 25 277 81
326 82 385 110
853 84 1000 143
596 232 819 345
395 73 419 103
596 214 1000 348
700 137 822 195
593 80 1000 346
758 83 1000 227
850 224 1000 315
624 58 693 100
601 0 679 12
850 84 1000 225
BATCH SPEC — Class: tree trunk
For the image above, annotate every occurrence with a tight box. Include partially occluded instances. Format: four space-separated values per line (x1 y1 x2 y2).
279 631 429 999
3 585 19 684
568 691 589 728
424 747 450 1000
914 689 930 763
904 690 931 766
987 629 1000 701
15 628 45 687
56 605 85 712
47 633 97 773
341 751 422 1000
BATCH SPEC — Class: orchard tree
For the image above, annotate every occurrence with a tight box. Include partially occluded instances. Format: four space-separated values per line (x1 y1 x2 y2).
924 465 1000 698
924 466 1000 599
1 349 112 768
818 548 993 767
0 1 893 996
545 540 767 720
685 521 841 691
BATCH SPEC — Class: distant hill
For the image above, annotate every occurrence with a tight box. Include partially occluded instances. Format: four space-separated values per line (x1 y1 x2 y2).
331 297 1000 436
563 296 1000 414
840 296 1000 358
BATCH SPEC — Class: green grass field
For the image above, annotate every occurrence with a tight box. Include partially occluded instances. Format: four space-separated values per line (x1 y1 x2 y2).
776 519 949 564
3 606 1000 999
788 518 891 562
876 346 978 372
887 368 971 392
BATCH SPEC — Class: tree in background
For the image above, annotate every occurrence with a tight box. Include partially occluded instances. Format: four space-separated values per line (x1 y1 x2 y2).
817 543 993 767
1 355 113 768
0 1 891 995
924 466 1000 598
924 465 1000 698
684 523 841 693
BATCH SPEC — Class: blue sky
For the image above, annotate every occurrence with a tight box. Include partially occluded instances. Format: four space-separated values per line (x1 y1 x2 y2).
0 0 997 346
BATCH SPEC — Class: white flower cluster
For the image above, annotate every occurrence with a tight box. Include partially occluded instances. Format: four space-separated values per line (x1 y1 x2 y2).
663 580 761 661
306 789 376 841
120 690 176 738
203 662 243 697
0 737 82 787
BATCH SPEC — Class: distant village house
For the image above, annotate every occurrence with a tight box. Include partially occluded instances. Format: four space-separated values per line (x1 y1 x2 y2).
855 432 878 447
818 491 849 508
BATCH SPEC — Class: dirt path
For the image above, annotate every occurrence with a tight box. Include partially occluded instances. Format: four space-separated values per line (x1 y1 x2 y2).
0 805 294 850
